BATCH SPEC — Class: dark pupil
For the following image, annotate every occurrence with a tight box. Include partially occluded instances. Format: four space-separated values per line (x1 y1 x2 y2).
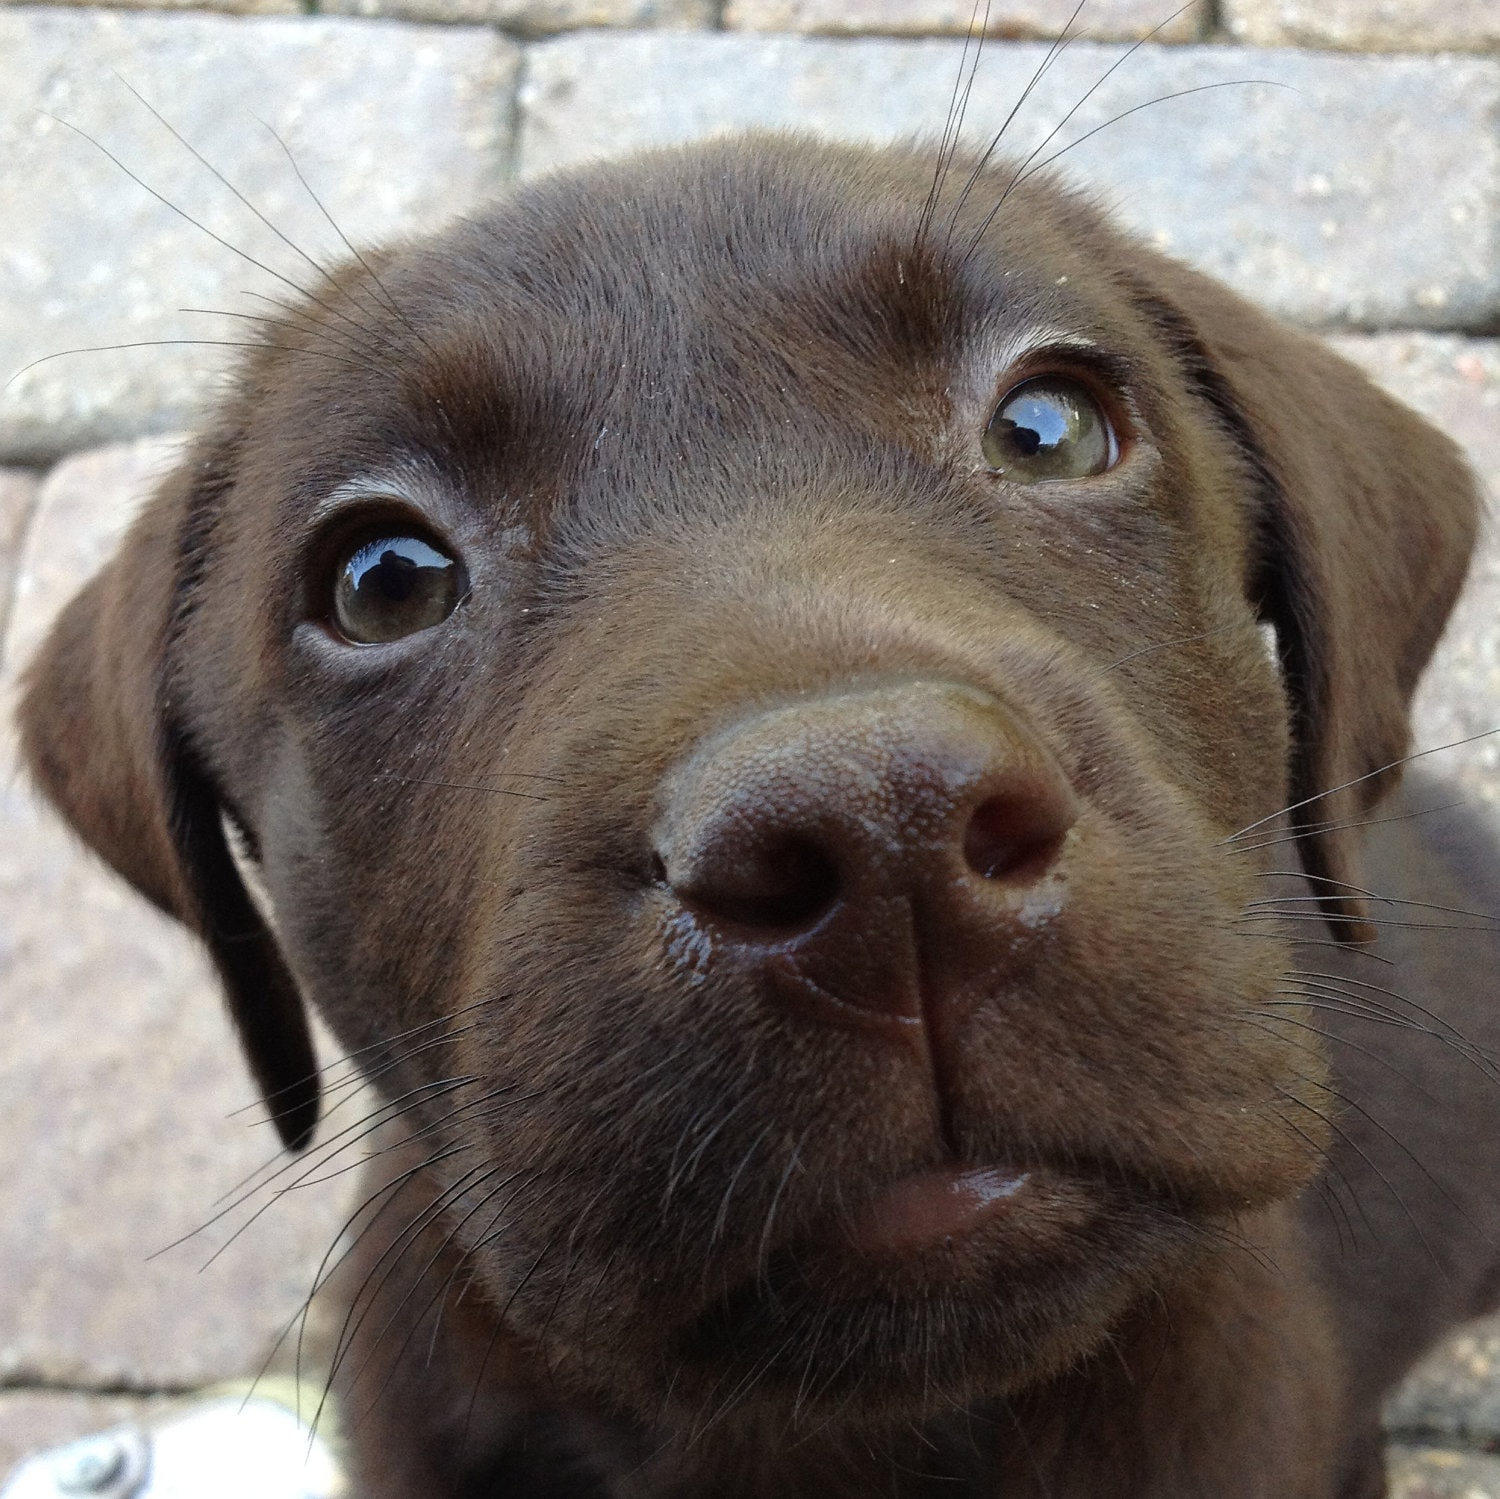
347 537 450 605
336 533 459 642
365 547 422 602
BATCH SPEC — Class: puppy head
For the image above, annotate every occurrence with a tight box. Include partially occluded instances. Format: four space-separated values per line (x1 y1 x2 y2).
19 137 1478 1419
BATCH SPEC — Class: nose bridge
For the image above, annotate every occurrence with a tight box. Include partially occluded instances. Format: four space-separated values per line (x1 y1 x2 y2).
653 680 1079 1046
574 478 1014 672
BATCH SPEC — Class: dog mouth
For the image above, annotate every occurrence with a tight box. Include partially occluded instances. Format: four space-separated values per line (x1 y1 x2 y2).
666 1157 1186 1411
736 1151 1172 1302
818 1157 1124 1290
838 1162 1056 1262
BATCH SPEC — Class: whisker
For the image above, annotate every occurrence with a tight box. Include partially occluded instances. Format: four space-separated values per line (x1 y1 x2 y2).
1230 728 1500 841
332 1163 524 1413
1098 621 1251 675
8 338 360 387
183 301 396 371
1230 798 1470 853
1232 929 1398 965
372 770 550 802
42 113 398 372
756 1133 808 1287
323 1161 505 1420
1003 77 1292 208
256 1141 479 1428
1268 1088 1370 1244
943 0 1091 246
1292 966 1500 1037
259 119 434 359
961 2 1211 262
1245 890 1500 927
1242 907 1498 935
111 80 413 365
155 1077 477 1266
230 1000 494 1121
917 0 993 247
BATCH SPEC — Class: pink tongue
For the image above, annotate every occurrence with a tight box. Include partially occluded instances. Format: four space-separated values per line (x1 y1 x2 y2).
847 1165 1030 1257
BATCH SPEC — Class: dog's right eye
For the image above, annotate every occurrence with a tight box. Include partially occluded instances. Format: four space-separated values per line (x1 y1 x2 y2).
330 532 468 644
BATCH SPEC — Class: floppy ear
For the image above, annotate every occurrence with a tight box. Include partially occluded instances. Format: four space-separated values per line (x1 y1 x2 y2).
1125 262 1480 941
17 456 320 1150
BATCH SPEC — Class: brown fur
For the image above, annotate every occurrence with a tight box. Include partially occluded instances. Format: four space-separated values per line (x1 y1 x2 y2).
17 136 1499 1497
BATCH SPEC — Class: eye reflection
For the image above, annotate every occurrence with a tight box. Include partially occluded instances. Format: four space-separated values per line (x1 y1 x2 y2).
982 376 1118 482
331 532 467 644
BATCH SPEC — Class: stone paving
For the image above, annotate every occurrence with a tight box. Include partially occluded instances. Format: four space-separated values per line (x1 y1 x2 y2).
1 0 1498 1490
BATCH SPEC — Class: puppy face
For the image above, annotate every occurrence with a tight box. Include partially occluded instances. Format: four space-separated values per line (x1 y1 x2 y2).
20 137 1477 1423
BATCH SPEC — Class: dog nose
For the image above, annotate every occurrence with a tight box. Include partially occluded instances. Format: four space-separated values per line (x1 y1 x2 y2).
654 683 1078 1031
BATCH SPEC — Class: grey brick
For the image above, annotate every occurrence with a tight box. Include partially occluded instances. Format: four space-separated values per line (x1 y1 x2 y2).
1 0 299 13
1387 1315 1500 1448
1328 335 1500 811
1327 334 1500 496
724 0 1205 42
1387 1444 1500 1499
1226 0 1500 55
1 440 179 675
321 0 711 28
0 10 518 465
518 34 1500 333
0 469 38 647
0 438 363 1392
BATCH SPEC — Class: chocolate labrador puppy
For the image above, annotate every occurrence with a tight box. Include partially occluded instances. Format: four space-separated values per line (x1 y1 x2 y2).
18 134 1500 1497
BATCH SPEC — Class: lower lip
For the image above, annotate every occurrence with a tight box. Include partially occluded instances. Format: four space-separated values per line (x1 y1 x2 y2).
843 1164 1032 1259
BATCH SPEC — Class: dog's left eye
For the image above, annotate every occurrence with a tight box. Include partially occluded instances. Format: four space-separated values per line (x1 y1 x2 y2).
331 532 468 644
982 376 1119 482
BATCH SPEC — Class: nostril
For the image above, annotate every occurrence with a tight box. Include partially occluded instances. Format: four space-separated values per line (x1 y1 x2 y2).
673 834 841 932
963 792 1071 884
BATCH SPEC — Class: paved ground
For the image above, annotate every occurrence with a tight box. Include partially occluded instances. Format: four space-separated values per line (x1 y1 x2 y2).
2 0 1499 1491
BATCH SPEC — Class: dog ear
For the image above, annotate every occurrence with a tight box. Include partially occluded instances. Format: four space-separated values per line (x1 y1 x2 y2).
1125 261 1480 942
17 455 321 1151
